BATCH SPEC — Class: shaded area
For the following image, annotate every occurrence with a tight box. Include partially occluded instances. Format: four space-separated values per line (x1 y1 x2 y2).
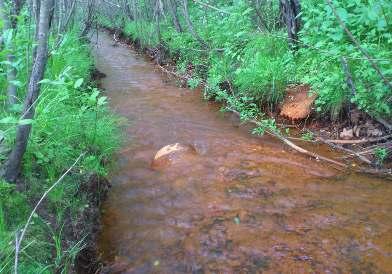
92 32 392 273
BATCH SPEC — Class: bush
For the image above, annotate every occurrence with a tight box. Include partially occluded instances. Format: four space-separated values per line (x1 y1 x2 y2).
298 0 392 119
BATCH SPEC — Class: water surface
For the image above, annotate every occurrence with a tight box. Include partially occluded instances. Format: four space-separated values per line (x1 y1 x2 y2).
93 32 392 273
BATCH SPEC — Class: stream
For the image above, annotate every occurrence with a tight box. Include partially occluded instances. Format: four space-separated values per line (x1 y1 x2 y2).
92 31 392 273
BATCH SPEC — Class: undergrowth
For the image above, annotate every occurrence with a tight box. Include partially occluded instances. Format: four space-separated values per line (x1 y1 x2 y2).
0 15 121 273
97 0 391 125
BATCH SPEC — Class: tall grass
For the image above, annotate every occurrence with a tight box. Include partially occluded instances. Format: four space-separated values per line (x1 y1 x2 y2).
0 15 121 273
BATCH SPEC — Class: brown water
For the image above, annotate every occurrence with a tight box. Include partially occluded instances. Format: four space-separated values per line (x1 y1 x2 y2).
93 32 392 273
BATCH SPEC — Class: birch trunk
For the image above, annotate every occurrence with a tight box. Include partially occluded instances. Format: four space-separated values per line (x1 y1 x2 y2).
3 0 54 182
0 0 18 106
182 0 207 48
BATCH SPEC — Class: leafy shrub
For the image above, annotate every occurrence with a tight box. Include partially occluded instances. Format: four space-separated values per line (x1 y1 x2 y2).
298 0 392 119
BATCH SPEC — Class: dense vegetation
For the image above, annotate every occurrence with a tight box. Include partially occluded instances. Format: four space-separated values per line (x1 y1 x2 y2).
97 0 391 123
0 0 391 272
0 1 120 273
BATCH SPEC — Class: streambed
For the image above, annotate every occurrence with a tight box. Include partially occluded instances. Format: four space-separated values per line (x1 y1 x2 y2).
92 31 392 273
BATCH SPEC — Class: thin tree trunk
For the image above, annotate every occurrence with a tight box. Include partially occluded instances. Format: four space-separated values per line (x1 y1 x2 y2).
279 0 300 49
0 0 18 106
81 0 95 37
154 0 161 43
182 0 207 48
252 0 270 32
122 0 134 20
61 0 76 32
3 0 54 183
326 0 392 94
11 0 24 28
57 0 65 34
167 0 182 32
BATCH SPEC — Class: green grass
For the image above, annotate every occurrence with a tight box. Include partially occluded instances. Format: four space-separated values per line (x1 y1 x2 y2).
97 0 391 124
0 15 121 273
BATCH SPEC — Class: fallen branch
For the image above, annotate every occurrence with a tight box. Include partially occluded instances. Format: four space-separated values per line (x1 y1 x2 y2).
155 52 346 169
228 108 347 169
118 32 389 176
317 136 372 164
357 167 392 179
375 117 392 132
157 64 192 82
324 134 392 145
14 153 85 274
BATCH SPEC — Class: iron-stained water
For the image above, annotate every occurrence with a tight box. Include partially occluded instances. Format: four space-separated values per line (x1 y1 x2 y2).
92 32 392 273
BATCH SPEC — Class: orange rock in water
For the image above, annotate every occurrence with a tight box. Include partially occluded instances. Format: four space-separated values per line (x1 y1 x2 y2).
280 84 317 120
151 143 197 170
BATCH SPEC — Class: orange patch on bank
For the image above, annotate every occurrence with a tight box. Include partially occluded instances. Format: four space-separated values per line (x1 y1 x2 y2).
280 84 317 120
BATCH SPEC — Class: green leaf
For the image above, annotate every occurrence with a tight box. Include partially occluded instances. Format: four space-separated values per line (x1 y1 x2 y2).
336 8 348 23
234 216 241 225
9 104 23 113
97 96 107 106
0 116 17 124
18 119 34 125
74 78 84 89
9 80 23 87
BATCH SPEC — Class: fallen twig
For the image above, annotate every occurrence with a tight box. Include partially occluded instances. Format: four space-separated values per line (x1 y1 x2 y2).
323 134 392 145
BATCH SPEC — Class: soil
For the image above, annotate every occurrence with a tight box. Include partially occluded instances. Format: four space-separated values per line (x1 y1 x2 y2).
72 174 111 274
280 84 317 120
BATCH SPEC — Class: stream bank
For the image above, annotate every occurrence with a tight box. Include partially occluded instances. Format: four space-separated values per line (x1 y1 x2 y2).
104 27 392 177
92 30 392 273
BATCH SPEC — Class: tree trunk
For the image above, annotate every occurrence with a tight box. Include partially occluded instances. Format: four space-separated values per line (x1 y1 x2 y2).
182 0 207 48
0 0 18 106
279 0 300 49
154 0 162 43
81 0 94 37
3 0 54 183
167 0 182 32
122 0 134 20
62 0 76 32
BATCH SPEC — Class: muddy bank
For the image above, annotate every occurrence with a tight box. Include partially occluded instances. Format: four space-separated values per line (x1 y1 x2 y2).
71 175 110 273
91 30 392 273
